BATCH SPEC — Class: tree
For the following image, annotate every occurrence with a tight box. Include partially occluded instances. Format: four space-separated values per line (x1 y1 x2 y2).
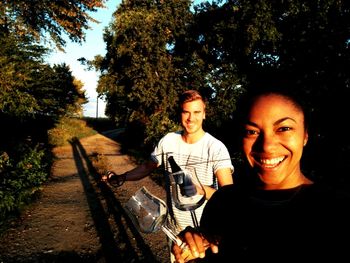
0 33 44 118
95 0 350 186
96 0 193 147
0 0 97 222
0 33 87 120
0 0 106 49
174 1 249 135
30 63 87 118
192 0 350 183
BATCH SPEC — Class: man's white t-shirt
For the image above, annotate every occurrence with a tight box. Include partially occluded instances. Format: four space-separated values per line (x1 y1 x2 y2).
151 131 234 232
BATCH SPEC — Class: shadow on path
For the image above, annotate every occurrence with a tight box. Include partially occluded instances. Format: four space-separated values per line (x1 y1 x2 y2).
69 137 160 263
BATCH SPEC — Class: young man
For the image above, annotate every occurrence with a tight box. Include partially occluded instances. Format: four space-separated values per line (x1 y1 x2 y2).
104 89 233 231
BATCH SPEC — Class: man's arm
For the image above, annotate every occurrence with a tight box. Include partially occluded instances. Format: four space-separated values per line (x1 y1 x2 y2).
124 160 158 181
203 167 233 200
102 160 158 184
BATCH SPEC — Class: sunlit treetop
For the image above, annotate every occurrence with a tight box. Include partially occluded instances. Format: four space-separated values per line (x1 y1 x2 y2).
0 0 106 50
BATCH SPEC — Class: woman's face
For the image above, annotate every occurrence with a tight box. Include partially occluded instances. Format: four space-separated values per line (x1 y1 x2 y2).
242 94 308 189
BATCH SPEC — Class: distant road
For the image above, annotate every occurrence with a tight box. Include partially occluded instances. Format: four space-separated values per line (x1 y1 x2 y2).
100 128 125 140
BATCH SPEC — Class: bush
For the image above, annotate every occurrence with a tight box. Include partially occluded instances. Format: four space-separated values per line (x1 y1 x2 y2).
48 117 97 147
0 116 100 225
0 143 49 222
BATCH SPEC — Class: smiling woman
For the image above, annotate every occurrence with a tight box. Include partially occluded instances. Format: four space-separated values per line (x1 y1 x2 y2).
241 91 310 190
171 87 350 263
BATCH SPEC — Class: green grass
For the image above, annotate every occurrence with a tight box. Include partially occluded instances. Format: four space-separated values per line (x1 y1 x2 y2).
47 117 98 147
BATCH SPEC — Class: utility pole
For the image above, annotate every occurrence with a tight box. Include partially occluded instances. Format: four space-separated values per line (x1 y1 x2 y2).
96 95 99 118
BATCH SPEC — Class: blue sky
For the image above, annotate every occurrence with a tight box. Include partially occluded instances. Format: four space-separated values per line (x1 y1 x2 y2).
46 0 121 118
46 0 206 118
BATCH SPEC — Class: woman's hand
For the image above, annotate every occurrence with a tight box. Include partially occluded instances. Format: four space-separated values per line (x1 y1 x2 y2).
172 227 218 263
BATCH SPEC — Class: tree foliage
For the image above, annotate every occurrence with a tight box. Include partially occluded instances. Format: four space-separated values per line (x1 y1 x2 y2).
0 0 101 222
97 0 349 185
193 0 350 183
0 0 106 49
0 33 46 118
33 63 87 118
0 33 87 120
96 0 193 146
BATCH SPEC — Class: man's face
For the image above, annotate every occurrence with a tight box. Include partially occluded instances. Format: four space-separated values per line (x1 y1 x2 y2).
181 99 206 135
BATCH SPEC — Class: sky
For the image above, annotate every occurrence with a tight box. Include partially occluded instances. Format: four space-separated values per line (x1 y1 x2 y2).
46 0 121 118
46 0 205 118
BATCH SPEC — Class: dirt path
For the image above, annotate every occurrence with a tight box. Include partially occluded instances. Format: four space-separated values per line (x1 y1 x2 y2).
0 131 169 263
